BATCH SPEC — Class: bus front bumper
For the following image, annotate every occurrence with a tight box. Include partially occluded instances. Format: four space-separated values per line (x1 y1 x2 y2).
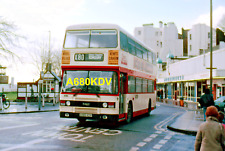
60 112 118 121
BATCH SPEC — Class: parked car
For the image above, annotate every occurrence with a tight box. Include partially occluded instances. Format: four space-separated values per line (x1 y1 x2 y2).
214 96 225 112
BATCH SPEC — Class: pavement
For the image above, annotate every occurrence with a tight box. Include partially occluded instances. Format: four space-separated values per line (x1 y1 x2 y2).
0 101 59 114
155 101 204 136
167 109 203 136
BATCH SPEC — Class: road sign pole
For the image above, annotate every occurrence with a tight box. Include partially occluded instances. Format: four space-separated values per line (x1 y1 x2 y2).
38 80 43 111
25 84 28 110
38 83 41 111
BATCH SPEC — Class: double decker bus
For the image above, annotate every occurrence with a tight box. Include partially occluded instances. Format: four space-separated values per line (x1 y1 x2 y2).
60 24 157 123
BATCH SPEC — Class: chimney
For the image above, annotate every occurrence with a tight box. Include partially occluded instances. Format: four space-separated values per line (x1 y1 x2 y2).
143 23 154 27
159 21 163 28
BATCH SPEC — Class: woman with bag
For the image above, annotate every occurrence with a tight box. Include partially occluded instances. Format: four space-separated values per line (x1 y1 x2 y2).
195 106 225 151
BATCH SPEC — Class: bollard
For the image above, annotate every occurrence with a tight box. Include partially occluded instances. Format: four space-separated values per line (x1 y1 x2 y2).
0 96 3 110
42 95 45 107
180 97 184 107
53 97 55 106
25 96 28 110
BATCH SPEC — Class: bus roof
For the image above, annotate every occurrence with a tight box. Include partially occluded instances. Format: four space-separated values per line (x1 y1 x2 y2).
65 23 155 53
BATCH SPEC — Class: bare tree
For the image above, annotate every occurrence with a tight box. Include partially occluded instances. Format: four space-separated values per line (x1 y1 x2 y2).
0 17 21 58
31 39 62 77
51 48 62 76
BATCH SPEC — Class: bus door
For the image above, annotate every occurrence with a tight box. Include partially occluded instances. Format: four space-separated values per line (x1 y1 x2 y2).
119 73 126 114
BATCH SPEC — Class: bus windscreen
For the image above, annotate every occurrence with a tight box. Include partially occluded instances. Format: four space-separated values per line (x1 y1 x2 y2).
62 70 118 94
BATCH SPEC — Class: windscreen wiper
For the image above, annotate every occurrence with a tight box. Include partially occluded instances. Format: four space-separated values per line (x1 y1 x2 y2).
94 93 100 98
72 88 82 96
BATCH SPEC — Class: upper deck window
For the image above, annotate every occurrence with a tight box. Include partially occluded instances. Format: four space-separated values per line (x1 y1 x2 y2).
64 30 117 48
64 31 90 48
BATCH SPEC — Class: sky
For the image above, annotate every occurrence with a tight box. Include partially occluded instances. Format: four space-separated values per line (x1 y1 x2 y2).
0 0 225 83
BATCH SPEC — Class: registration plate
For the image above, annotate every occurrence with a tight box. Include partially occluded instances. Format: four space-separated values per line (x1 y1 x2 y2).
79 113 92 117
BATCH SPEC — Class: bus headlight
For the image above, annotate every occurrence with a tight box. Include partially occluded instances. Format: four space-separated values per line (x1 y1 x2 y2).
102 115 108 119
66 101 71 106
102 102 108 108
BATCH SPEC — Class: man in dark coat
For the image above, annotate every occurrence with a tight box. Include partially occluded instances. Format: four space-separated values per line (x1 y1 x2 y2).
199 88 214 121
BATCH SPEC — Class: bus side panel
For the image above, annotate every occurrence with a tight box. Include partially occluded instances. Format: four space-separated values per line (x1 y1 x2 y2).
123 93 156 118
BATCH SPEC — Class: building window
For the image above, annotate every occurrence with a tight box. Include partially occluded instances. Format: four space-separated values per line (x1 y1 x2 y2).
190 34 192 40
190 45 192 51
208 32 210 38
199 49 203 55
157 41 159 46
160 42 162 47
160 31 162 36
138 31 141 35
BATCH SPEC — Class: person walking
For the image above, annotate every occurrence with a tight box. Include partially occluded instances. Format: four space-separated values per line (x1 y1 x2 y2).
199 88 214 121
195 106 225 151
218 111 225 129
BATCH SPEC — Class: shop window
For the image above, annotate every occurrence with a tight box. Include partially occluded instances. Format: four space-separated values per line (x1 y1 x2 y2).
43 81 53 93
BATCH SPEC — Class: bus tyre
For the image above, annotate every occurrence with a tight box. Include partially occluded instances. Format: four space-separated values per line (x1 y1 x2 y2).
146 100 151 116
78 118 86 123
126 102 133 123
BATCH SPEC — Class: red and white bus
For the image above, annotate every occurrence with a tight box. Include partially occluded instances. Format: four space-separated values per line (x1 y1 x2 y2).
60 24 157 123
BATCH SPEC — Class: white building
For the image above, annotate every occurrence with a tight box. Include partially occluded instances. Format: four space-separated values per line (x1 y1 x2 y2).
134 21 183 62
188 24 217 56
157 46 225 102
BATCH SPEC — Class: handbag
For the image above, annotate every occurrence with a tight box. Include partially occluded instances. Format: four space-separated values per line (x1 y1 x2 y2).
220 123 225 151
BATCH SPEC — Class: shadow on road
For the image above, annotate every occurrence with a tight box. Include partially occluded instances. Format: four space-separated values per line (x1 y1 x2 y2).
71 113 152 129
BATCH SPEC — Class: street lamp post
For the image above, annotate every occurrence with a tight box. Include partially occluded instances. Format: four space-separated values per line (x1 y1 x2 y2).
38 71 44 111
210 0 213 94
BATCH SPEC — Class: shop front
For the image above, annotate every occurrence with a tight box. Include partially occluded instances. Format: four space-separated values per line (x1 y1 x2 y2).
157 70 225 103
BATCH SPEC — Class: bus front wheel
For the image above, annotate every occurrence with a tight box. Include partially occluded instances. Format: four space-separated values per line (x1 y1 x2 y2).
77 118 86 123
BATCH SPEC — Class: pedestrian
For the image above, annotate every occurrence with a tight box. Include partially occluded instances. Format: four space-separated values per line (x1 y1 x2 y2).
218 111 225 129
160 89 163 100
199 88 214 121
157 90 160 101
195 106 225 151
